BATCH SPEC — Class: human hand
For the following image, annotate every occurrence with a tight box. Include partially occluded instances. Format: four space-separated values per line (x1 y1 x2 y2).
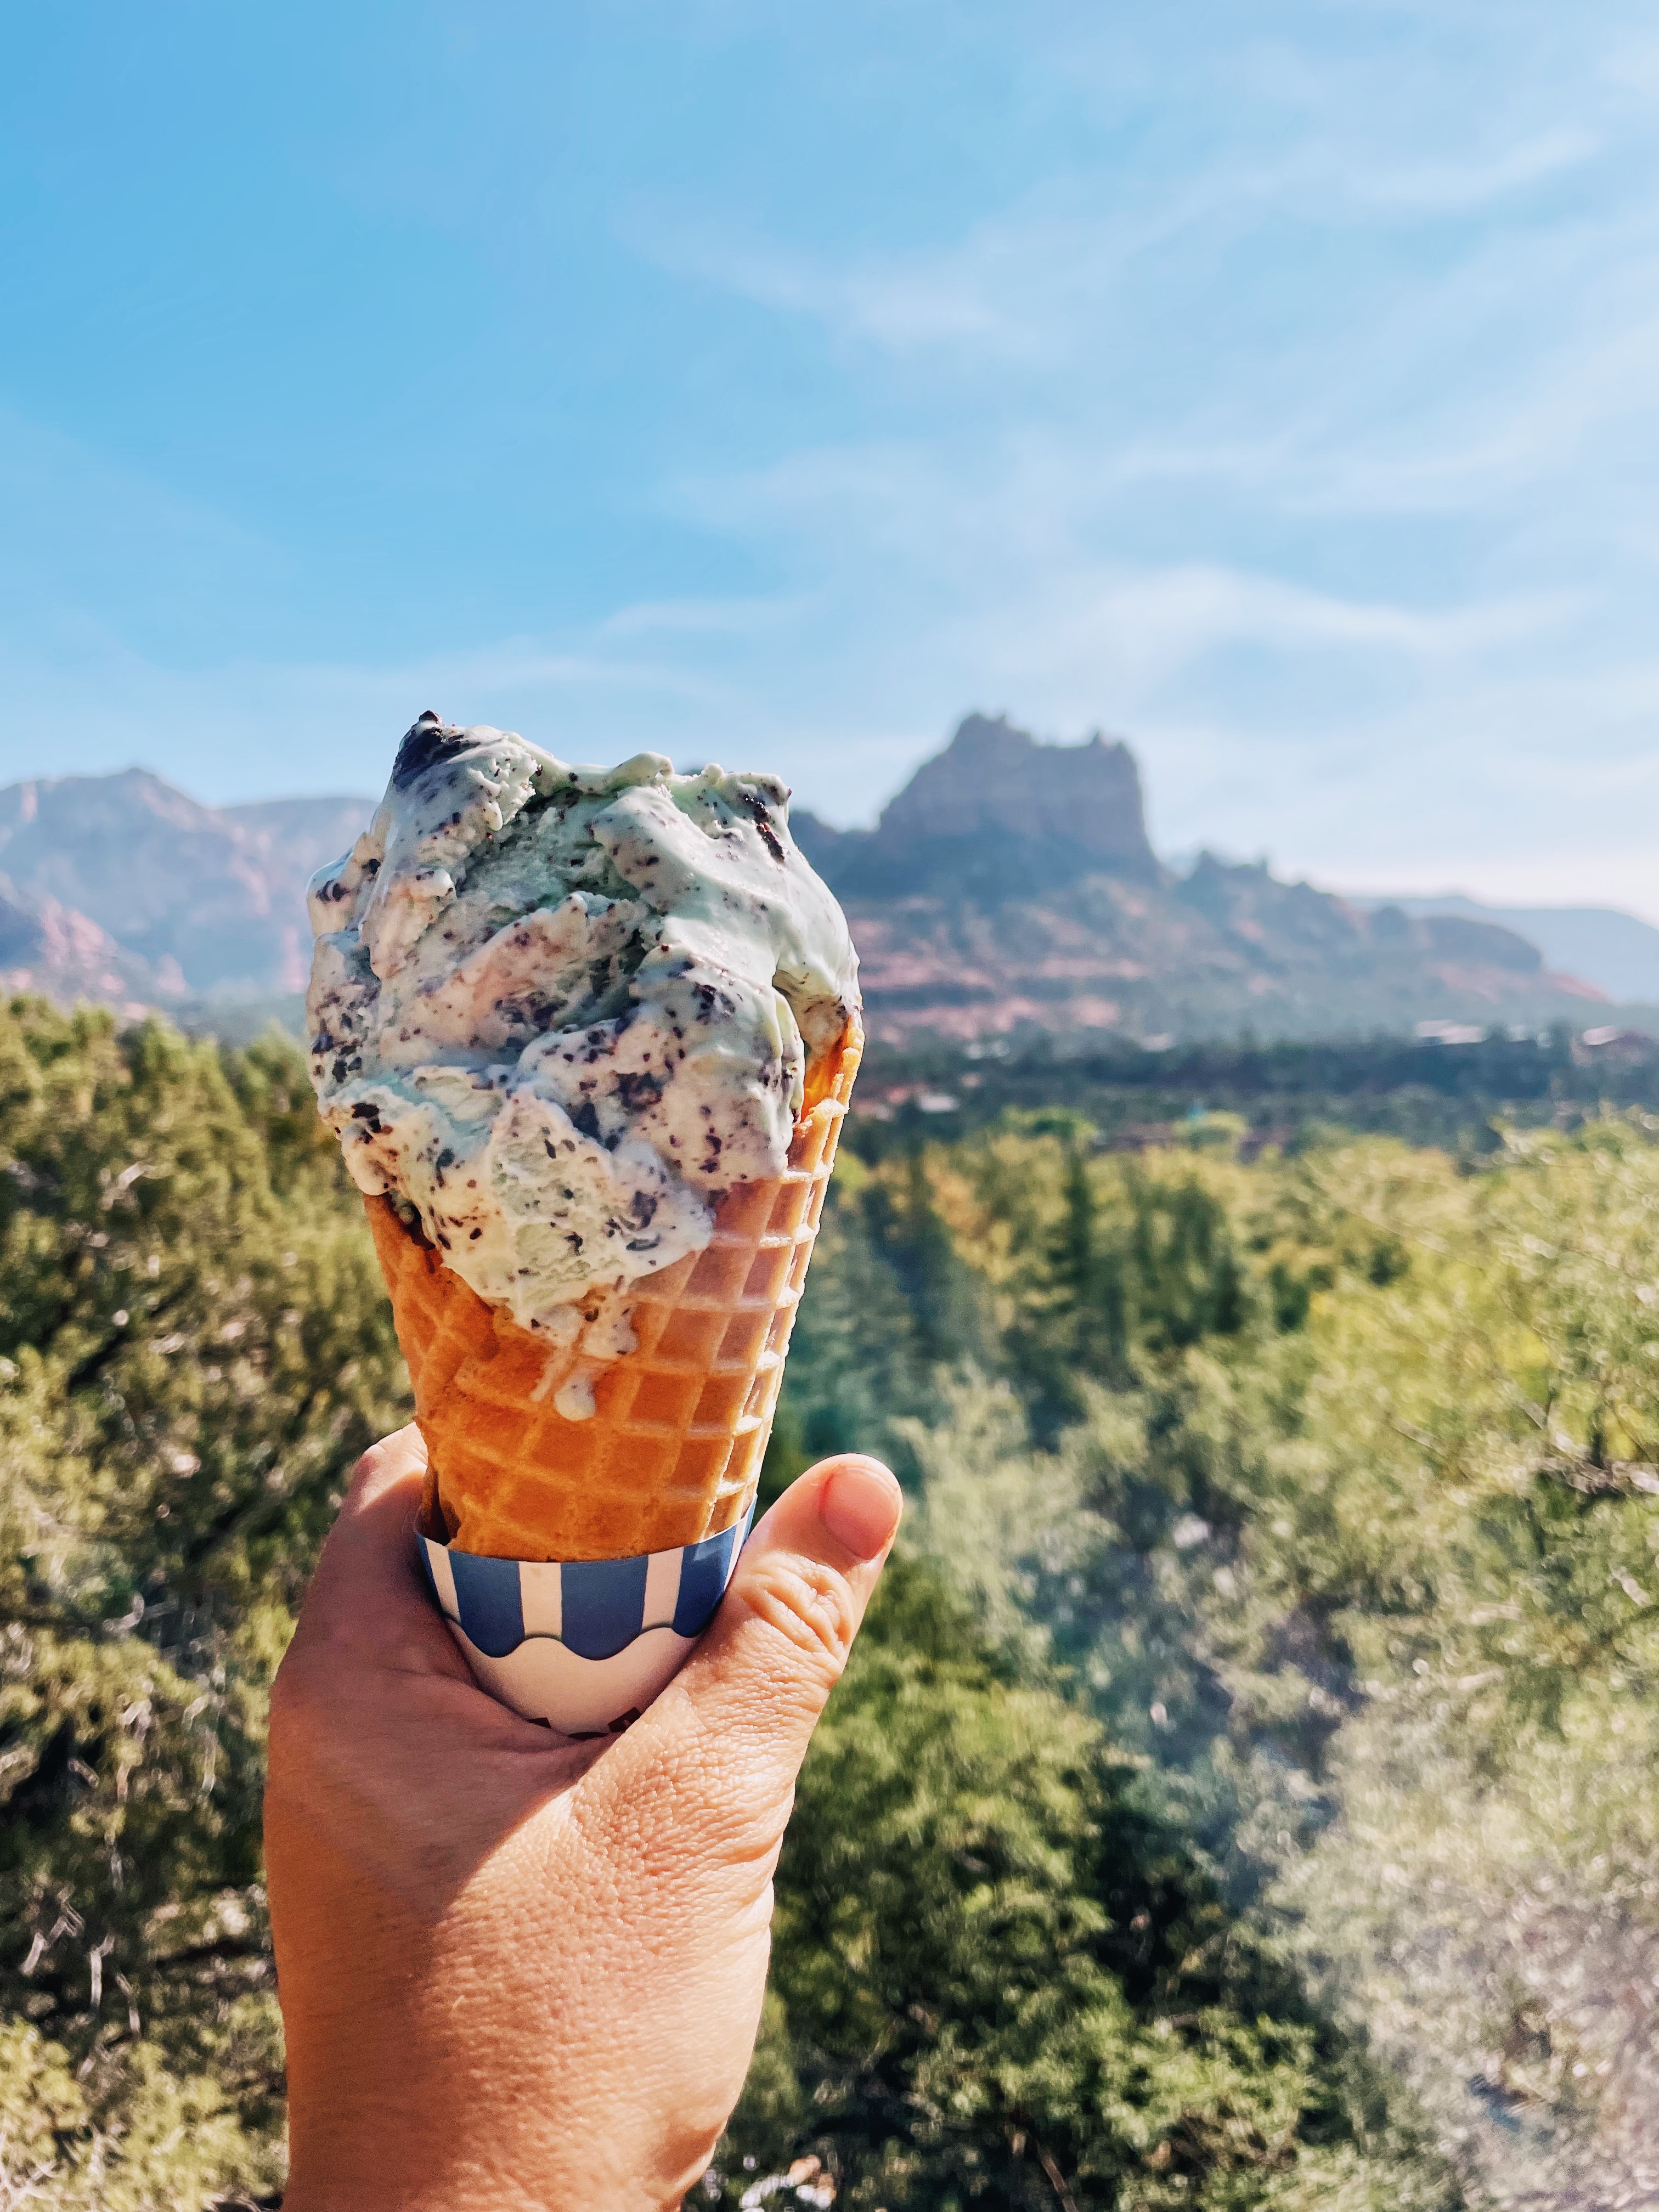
264 1424 901 2211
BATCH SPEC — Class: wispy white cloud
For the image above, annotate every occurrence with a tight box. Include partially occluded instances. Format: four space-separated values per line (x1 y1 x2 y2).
634 98 1620 374
600 2 1659 916
680 427 1586 659
7 0 1659 921
595 593 814 642
630 200 1116 363
1342 130 1601 212
646 225 1013 353
632 27 1659 595
987 565 1578 688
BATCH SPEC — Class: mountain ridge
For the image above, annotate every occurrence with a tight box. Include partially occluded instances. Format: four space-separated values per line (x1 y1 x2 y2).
1348 893 1659 1006
0 721 1626 1044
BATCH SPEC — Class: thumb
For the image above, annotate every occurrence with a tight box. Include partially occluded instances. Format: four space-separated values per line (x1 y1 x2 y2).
599 1454 902 1828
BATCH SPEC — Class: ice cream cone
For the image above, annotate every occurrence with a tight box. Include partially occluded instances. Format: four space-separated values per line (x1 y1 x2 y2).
365 1015 862 1561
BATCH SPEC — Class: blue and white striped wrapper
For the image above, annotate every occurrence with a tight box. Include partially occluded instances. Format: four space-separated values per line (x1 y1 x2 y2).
417 1504 755 1737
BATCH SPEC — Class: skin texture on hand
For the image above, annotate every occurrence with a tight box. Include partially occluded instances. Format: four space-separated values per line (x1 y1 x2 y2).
265 1426 901 2212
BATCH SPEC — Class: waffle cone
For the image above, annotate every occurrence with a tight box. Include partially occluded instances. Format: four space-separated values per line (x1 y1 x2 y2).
364 1016 862 1561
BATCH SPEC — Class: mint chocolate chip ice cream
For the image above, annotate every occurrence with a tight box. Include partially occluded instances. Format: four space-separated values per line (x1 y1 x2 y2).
307 713 859 1348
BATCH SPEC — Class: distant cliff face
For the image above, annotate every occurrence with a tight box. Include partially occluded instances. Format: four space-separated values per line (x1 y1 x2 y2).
0 772 373 996
796 714 1604 1046
799 713 1161 900
874 711 1159 876
0 877 168 1015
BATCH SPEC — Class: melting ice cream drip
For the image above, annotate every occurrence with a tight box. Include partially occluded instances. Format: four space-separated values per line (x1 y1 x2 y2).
526 1286 640 1423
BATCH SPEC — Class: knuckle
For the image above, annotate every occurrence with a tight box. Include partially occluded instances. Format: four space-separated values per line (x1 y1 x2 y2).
743 1554 857 1675
351 1437 391 1486
351 1423 421 1488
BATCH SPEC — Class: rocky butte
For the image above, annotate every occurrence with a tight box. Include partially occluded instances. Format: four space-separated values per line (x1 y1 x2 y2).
802 712 1160 901
794 713 1604 1046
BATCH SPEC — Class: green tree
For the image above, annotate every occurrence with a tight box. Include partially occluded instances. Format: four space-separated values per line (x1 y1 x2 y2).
763 1163 937 1502
0 1002 408 2208
868 1148 991 1372
24 1008 1659 2207
892 1116 1659 2201
710 1561 1455 2210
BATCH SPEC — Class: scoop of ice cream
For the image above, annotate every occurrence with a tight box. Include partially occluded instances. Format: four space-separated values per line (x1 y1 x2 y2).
306 713 859 1340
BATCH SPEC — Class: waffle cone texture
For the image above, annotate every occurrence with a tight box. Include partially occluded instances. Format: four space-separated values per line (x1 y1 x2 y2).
364 1016 862 1562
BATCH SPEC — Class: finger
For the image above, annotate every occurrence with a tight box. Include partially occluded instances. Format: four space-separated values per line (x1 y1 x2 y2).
268 1423 557 1912
597 1454 901 1833
284 1422 458 1674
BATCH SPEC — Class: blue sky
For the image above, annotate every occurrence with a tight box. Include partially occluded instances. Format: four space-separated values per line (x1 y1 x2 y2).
4 2 1657 911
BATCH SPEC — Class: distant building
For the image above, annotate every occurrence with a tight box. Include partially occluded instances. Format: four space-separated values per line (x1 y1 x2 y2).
1415 1020 1488 1045
1574 1025 1659 1067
